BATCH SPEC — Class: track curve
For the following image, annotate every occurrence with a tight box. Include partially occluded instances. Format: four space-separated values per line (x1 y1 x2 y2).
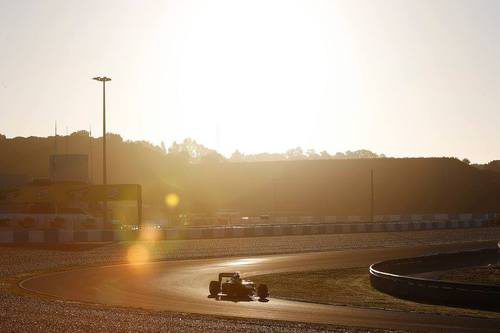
370 248 500 309
21 241 500 332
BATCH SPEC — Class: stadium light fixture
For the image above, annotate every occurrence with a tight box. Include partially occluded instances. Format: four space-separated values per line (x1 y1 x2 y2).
92 76 111 226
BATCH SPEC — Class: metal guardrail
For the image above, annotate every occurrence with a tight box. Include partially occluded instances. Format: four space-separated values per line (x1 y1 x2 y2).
369 248 500 310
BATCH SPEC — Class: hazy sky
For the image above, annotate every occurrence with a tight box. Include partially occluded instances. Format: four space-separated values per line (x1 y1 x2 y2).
0 0 499 163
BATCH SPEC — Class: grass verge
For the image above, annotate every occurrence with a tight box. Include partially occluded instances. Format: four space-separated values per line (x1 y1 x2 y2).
438 265 500 285
251 268 500 319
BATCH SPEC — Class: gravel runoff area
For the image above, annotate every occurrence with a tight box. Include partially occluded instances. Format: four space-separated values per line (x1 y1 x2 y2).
1 227 500 332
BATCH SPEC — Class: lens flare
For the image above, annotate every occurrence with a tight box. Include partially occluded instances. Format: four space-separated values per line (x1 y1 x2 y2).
139 227 161 241
127 244 150 265
165 193 180 208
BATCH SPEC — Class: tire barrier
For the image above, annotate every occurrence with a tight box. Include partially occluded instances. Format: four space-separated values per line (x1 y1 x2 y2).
369 248 500 310
0 216 496 244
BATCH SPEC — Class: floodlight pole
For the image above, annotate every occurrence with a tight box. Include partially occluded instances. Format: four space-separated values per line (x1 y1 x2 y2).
93 76 111 227
370 169 374 223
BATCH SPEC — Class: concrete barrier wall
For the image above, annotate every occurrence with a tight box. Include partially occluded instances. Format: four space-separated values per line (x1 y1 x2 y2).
284 213 497 225
0 213 95 230
0 213 496 244
369 249 500 310
3 212 497 230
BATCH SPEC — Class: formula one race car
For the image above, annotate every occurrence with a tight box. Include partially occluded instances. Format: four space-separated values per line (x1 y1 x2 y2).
209 272 269 300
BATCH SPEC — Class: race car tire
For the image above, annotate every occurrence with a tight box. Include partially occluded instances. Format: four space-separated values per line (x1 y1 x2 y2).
257 284 269 299
209 281 220 296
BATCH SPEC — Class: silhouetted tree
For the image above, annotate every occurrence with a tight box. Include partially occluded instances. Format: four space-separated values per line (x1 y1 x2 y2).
230 150 244 162
319 150 331 159
169 138 217 162
200 152 225 164
306 149 320 159
286 147 305 160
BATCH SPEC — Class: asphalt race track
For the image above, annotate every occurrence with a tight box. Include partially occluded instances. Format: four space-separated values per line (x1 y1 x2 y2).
21 241 500 332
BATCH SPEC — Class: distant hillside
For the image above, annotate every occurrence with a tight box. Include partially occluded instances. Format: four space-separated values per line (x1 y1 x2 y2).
0 132 188 207
0 133 499 216
479 160 500 174
186 158 500 215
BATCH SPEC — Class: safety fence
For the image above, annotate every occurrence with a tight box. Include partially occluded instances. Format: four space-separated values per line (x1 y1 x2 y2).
0 216 495 244
369 248 500 310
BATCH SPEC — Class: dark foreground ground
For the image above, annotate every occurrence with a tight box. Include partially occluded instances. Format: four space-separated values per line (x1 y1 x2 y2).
1 228 499 332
